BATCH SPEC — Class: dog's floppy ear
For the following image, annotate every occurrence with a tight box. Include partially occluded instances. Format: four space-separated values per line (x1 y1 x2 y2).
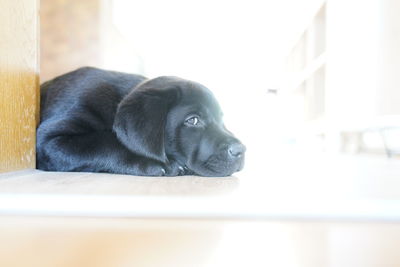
113 84 179 163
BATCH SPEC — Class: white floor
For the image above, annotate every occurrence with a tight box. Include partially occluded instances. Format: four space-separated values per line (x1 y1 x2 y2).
2 154 400 267
1 154 400 221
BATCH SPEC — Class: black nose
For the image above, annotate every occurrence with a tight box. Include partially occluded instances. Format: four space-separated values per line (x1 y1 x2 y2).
228 143 246 158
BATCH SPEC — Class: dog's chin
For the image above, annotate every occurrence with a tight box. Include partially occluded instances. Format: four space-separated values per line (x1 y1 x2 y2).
188 161 244 177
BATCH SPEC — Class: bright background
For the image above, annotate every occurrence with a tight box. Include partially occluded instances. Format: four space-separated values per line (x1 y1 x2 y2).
40 0 400 174
104 0 325 160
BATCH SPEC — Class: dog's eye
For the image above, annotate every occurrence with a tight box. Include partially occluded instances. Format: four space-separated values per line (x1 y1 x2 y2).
185 116 200 126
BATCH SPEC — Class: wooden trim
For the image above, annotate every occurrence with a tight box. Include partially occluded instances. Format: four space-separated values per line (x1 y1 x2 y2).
0 0 40 172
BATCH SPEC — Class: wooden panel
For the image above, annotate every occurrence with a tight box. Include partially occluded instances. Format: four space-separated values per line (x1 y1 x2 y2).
0 0 39 172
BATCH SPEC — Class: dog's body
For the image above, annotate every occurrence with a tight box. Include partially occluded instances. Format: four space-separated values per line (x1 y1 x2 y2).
37 67 245 176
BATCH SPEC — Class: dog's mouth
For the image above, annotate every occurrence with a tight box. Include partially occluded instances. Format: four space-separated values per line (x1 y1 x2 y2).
188 154 245 177
172 147 245 177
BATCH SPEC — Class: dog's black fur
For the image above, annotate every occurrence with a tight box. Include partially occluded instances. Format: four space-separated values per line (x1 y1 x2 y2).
37 67 245 176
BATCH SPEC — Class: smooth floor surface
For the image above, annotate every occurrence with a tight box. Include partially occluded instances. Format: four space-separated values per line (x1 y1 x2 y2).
0 217 400 267
1 154 400 266
0 154 400 220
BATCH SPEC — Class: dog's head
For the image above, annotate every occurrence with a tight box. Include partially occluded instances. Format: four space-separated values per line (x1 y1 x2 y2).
113 76 245 176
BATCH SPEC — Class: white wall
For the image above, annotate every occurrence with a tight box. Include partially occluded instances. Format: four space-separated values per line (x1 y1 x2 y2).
377 0 400 116
101 0 327 156
327 0 400 125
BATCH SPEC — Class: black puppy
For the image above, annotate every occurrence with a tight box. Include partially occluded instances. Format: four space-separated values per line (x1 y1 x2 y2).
37 67 245 176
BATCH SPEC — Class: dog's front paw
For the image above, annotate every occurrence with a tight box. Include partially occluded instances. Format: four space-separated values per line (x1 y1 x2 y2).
162 161 187 176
